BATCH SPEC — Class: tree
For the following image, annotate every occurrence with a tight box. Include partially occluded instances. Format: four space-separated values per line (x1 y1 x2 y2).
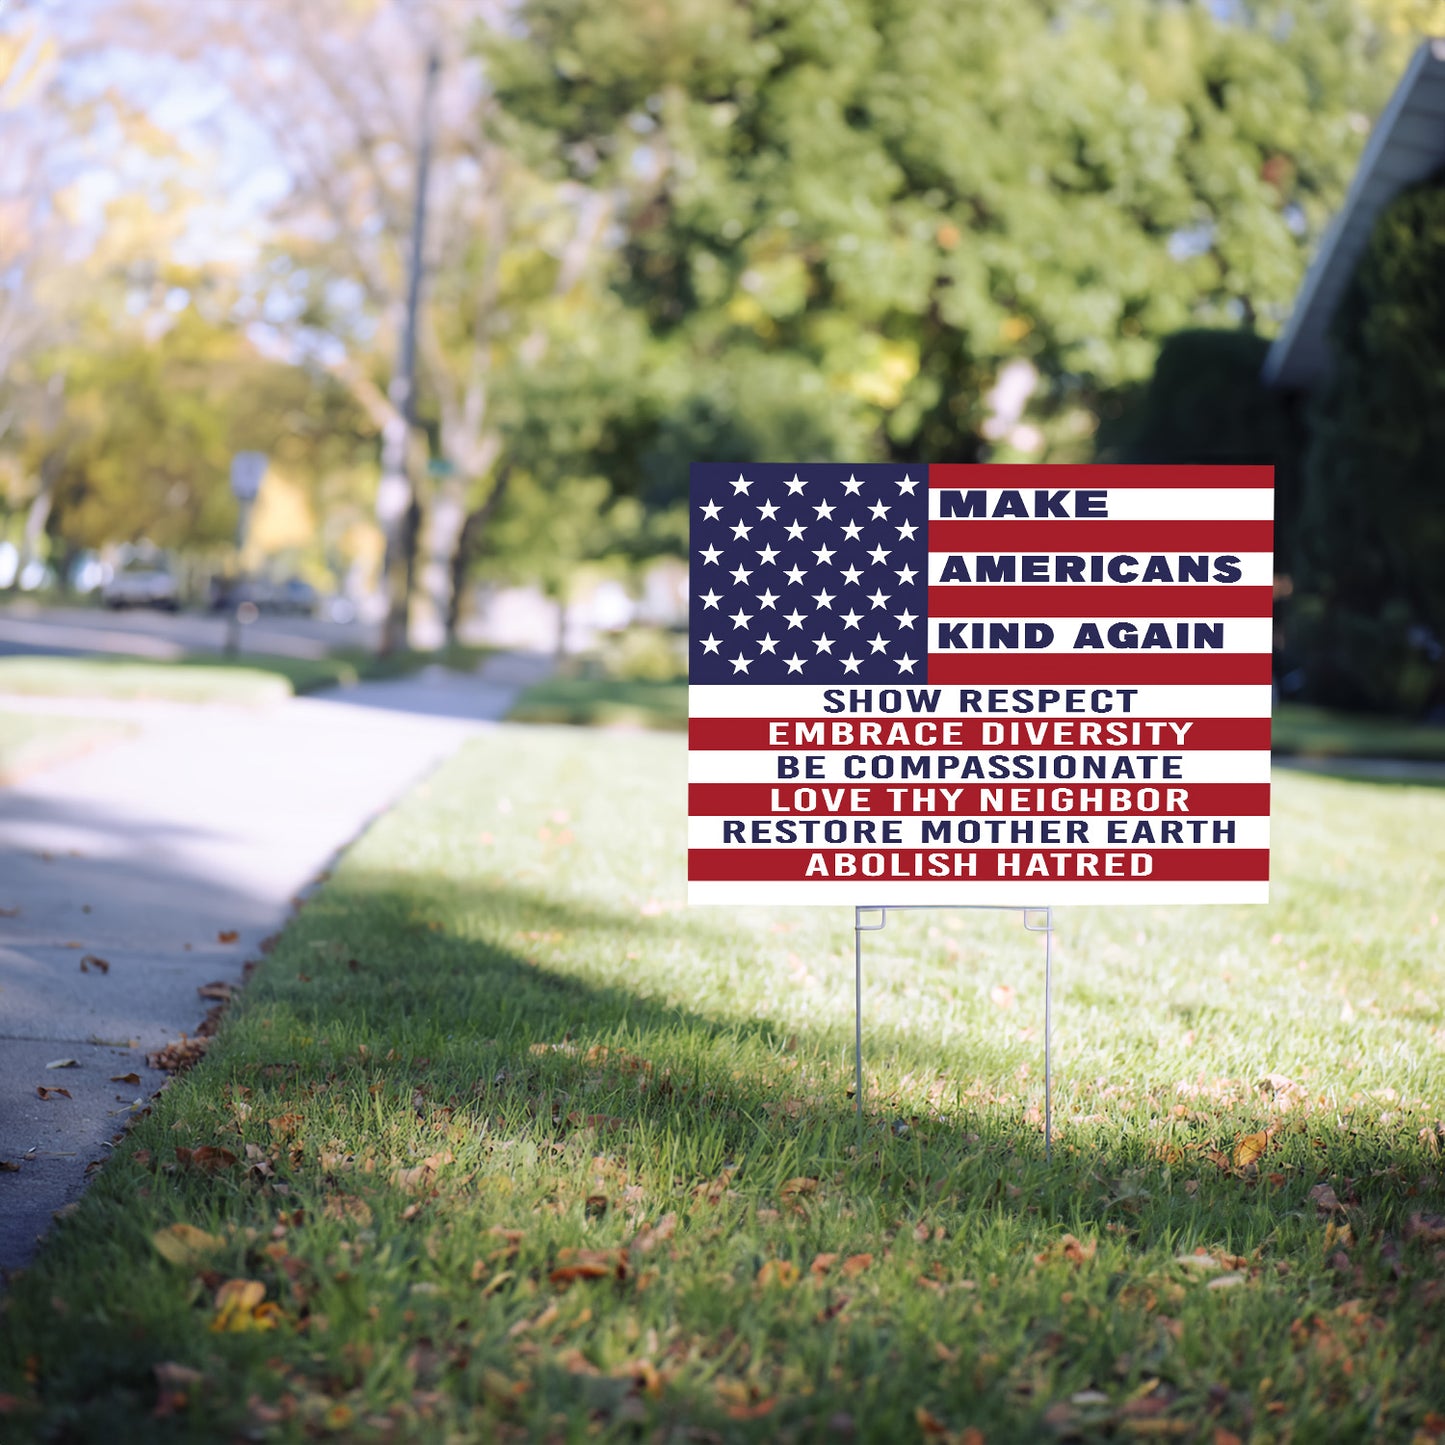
1295 178 1445 717
486 0 1392 476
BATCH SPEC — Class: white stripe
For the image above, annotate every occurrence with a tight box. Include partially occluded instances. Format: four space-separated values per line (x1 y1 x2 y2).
688 880 1269 905
688 750 1272 784
925 617 1273 654
688 816 1270 848
926 552 1274 587
927 488 1274 522
688 684 1275 718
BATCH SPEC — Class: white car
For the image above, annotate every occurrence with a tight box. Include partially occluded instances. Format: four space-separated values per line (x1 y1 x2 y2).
101 557 179 610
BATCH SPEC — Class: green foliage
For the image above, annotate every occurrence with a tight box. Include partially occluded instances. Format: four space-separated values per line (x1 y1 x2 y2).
1297 178 1445 717
487 0 1389 462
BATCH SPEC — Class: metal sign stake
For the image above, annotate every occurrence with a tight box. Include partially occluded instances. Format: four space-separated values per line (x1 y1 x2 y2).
852 904 1055 1161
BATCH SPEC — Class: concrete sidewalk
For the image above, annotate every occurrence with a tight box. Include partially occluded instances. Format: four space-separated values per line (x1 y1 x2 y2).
0 653 550 1276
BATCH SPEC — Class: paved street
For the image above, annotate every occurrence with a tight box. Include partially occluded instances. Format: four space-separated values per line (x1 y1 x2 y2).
0 654 551 1276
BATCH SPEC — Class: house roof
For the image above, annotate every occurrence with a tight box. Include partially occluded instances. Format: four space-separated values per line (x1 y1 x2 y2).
1262 38 1445 389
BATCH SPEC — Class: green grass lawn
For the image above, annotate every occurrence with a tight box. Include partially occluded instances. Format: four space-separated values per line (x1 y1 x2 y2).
507 676 688 730
0 712 133 783
0 646 492 706
2 732 1443 1443
1272 702 1445 762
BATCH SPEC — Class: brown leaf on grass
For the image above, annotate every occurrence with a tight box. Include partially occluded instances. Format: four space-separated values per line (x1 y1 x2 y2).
197 981 233 1002
210 1278 280 1332
550 1248 628 1288
267 1114 303 1137
152 1361 204 1418
810 1252 840 1277
1309 1183 1344 1215
1035 1234 1096 1267
151 1223 225 1268
1233 1131 1269 1170
916 1406 950 1436
110 1072 142 1085
175 1146 238 1173
757 1259 799 1288
781 1176 819 1199
692 1167 736 1205
391 1150 454 1190
79 954 110 975
321 1195 372 1227
35 1086 71 1100
217 931 238 944
1404 1212 1445 1245
840 1253 873 1278
629 1213 676 1256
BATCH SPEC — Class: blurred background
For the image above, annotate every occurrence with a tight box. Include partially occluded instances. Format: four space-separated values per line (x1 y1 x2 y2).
1 0 1442 721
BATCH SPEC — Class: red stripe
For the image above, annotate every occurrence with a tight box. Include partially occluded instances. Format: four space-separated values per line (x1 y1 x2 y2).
928 464 1274 490
689 847 1270 881
690 783 1270 816
927 586 1274 618
687 718 1272 751
925 655 1273 684
928 521 1274 551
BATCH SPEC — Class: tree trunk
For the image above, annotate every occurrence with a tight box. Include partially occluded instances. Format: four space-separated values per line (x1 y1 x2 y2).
443 465 511 645
411 473 466 651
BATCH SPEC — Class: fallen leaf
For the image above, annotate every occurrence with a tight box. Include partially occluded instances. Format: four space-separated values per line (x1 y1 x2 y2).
44 1059 79 1070
757 1259 799 1287
210 1279 278 1332
1309 1183 1343 1214
780 1176 819 1199
35 1086 71 1101
1206 1272 1247 1290
1404 1212 1445 1245
152 1224 225 1268
1233 1131 1269 1169
197 981 233 1001
391 1150 454 1190
79 954 110 975
550 1248 628 1287
916 1406 950 1436
810 1252 839 1277
321 1195 373 1227
840 1253 873 1278
629 1213 676 1255
152 1361 204 1418
110 1072 142 1085
217 931 239 944
267 1113 303 1137
175 1146 238 1173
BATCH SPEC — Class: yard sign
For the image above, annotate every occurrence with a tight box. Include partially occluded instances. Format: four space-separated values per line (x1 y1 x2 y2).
688 464 1273 906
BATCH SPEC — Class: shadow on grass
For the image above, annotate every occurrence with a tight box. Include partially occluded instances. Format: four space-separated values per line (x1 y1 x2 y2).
4 870 1443 1443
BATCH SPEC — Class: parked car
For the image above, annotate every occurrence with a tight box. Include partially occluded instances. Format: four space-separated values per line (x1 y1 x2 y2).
208 576 318 617
102 556 178 610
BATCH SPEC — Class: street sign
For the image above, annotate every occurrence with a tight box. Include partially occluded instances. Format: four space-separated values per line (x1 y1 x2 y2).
687 463 1274 906
230 451 268 502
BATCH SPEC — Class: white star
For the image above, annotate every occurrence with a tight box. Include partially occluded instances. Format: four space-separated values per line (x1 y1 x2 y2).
757 499 779 520
812 544 836 565
841 473 864 496
894 564 918 584
785 473 807 495
784 520 806 541
813 633 835 654
700 500 722 520
894 608 918 629
701 633 723 654
756 588 779 609
868 500 890 520
756 633 779 654
866 588 891 609
731 473 752 494
840 519 863 541
896 520 919 540
840 564 863 585
812 588 835 609
729 607 752 629
784 565 807 585
814 500 835 520
840 653 863 674
840 609 863 629
896 473 919 494
699 545 721 565
867 633 890 654
895 653 918 673
700 589 722 609
783 609 807 629
867 546 890 566
730 652 752 673
730 564 753 585
730 519 752 540
784 653 806 674
756 544 779 565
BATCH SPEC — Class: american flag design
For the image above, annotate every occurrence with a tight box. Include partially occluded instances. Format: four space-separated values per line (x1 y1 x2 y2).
688 463 1274 906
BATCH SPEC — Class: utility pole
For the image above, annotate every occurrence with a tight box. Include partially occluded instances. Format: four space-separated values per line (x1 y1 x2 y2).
376 42 441 657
